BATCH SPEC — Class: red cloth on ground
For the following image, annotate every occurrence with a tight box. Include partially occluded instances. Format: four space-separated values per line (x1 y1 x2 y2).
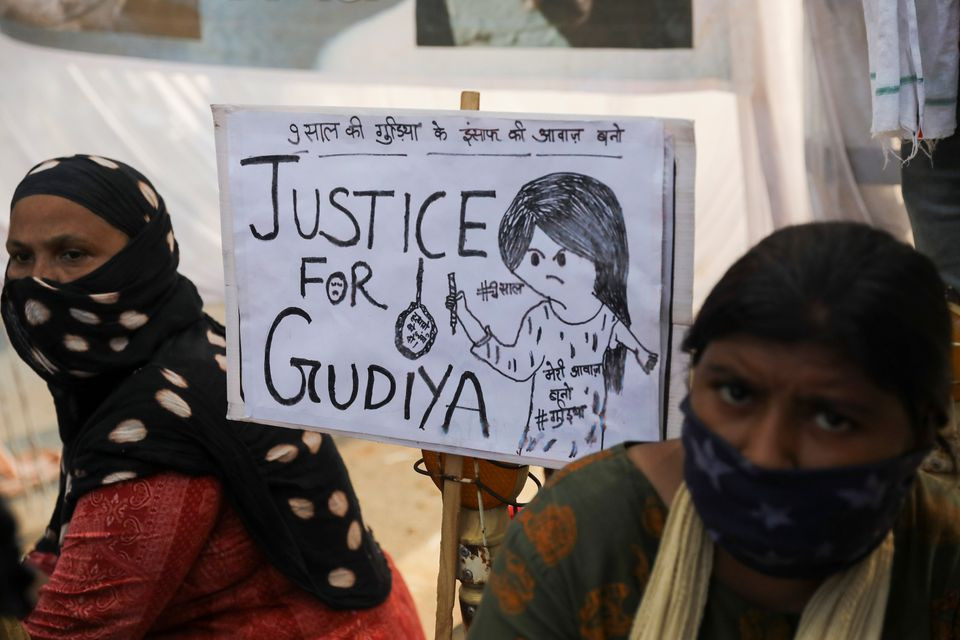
23 472 424 640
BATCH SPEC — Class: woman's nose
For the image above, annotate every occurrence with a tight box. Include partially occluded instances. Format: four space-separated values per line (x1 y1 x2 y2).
28 257 59 283
739 406 797 470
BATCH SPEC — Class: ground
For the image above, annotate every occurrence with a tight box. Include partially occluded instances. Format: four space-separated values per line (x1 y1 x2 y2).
337 436 543 639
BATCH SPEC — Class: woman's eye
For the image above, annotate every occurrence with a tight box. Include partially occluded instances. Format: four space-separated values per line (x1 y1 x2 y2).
530 253 540 267
717 382 752 406
813 409 853 434
555 251 566 267
60 250 86 262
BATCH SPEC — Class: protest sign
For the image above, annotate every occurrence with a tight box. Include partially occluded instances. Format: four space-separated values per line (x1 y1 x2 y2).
213 106 692 467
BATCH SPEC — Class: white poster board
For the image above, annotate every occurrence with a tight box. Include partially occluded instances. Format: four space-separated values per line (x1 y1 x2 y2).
213 106 693 468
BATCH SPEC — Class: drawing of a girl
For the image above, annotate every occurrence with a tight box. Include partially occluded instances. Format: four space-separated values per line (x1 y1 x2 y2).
446 172 657 458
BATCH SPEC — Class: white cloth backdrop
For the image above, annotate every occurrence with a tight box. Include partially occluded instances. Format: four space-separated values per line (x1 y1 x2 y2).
804 0 916 241
3 0 898 532
0 0 811 311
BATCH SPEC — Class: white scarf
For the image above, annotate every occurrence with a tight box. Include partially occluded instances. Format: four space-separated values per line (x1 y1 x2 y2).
629 483 894 640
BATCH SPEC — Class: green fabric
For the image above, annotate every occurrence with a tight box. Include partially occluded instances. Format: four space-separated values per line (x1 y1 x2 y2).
468 444 960 640
0 617 30 639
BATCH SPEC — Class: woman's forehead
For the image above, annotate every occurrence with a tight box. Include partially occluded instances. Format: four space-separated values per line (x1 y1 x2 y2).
696 335 875 391
9 194 125 243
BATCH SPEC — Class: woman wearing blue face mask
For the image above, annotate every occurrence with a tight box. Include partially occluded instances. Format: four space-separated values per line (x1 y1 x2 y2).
468 221 960 639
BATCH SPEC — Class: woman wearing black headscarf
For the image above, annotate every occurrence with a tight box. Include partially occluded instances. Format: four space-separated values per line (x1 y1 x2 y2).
2 155 424 639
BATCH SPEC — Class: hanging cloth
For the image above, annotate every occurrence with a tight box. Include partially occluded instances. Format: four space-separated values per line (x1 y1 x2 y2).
862 0 958 148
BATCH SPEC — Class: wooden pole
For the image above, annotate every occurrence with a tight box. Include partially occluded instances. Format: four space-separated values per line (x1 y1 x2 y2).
434 89 480 640
460 90 480 112
435 453 463 640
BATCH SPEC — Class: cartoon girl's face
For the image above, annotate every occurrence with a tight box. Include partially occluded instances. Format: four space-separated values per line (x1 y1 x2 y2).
512 227 597 310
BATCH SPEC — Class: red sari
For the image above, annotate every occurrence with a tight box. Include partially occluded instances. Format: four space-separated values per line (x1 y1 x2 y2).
24 472 424 639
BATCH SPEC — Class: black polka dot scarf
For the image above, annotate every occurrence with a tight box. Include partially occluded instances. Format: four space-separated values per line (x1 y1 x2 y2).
4 155 195 386
2 156 391 609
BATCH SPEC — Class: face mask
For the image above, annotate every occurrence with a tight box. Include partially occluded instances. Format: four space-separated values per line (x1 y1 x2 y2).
1 255 199 388
681 396 927 580
1 275 151 384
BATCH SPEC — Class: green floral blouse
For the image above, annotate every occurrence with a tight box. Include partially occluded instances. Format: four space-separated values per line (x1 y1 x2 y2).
468 444 960 640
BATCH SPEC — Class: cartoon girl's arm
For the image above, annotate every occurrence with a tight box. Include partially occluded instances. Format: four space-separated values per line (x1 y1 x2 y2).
445 299 548 382
444 290 488 344
612 323 658 374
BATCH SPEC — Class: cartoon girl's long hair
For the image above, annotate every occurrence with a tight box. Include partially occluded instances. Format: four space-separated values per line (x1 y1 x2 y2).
499 172 631 393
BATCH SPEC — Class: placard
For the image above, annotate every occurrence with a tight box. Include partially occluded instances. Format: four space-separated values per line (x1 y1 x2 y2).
214 105 692 467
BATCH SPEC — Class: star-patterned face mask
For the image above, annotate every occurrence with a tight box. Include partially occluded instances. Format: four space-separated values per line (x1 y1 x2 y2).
680 396 928 580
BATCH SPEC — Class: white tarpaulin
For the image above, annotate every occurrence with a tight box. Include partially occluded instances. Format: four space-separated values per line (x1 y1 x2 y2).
0 0 808 311
0 0 817 526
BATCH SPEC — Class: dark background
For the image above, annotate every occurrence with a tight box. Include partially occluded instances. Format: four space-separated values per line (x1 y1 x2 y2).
416 0 692 49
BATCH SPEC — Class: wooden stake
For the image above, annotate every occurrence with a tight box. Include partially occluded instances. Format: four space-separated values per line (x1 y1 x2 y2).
433 89 479 640
460 90 480 111
435 453 463 640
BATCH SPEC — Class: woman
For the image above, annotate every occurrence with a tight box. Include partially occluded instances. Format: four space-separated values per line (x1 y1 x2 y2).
446 172 657 458
2 155 424 639
469 222 960 639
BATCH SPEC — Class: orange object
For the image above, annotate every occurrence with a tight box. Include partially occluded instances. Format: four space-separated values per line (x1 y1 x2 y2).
0 444 16 481
421 450 528 509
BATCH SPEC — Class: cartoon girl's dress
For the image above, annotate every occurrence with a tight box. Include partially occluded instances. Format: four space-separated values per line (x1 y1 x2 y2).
471 300 619 458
